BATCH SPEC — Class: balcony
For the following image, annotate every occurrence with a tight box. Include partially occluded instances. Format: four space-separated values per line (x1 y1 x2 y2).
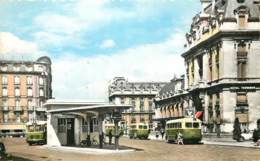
14 107 22 112
36 107 46 112
2 106 9 111
28 106 34 111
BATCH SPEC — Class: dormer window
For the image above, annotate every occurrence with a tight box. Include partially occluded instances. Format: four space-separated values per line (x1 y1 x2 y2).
234 6 250 29
237 0 245 3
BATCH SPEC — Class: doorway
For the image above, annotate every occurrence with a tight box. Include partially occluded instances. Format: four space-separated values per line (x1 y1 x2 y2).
66 118 75 145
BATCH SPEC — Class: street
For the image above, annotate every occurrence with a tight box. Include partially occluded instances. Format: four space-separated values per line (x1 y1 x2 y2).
2 137 260 161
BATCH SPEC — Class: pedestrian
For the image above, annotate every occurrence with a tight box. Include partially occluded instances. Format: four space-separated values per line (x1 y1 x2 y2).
108 130 113 145
160 128 165 139
155 131 159 139
177 132 184 145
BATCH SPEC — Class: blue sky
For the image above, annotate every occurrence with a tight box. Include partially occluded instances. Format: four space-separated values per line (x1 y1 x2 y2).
0 0 201 101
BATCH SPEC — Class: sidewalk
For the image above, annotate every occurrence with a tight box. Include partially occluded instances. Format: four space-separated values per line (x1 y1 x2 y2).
149 133 260 149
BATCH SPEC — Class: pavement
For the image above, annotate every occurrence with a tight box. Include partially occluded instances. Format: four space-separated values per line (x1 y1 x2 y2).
148 132 260 149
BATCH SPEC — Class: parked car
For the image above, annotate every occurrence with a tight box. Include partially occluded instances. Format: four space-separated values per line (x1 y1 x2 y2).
241 131 253 141
0 142 7 160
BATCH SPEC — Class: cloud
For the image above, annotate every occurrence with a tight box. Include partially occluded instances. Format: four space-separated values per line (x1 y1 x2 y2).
52 31 186 101
100 39 116 49
33 0 135 48
0 32 45 60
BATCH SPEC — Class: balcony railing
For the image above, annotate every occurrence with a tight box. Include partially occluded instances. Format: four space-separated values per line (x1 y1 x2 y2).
36 107 46 112
2 106 9 111
14 106 22 112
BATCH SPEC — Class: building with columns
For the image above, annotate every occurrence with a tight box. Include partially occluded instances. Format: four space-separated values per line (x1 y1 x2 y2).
154 76 192 129
0 56 52 136
108 77 167 130
182 0 260 133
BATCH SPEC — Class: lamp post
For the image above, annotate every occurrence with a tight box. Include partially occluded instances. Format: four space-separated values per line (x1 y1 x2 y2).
112 108 122 150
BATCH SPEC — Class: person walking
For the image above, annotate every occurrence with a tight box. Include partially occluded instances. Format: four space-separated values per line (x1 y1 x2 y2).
160 128 165 139
108 130 113 145
177 132 184 145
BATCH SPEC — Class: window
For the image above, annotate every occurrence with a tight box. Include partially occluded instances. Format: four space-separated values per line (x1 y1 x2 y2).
237 43 247 79
15 100 20 108
14 76 20 85
239 15 246 28
28 112 33 122
2 88 7 96
120 97 124 105
15 88 20 97
186 122 193 128
3 113 8 123
82 119 88 133
1 65 7 71
58 119 66 133
39 89 44 97
148 99 153 111
27 76 32 85
193 123 200 128
131 98 136 111
26 65 33 72
39 77 44 85
140 97 144 112
2 75 7 85
28 100 33 111
27 88 33 97
237 93 247 105
209 52 213 81
13 65 20 72
3 100 8 111
16 113 21 123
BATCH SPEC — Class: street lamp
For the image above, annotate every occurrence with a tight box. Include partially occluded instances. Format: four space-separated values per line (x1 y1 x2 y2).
111 108 122 150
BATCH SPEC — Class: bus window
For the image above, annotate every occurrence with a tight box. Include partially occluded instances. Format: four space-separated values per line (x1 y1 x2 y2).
177 123 182 128
131 125 136 129
143 126 148 129
185 123 192 128
193 123 200 128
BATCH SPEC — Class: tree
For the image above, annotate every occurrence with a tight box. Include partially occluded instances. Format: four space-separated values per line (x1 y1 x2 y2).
233 117 242 142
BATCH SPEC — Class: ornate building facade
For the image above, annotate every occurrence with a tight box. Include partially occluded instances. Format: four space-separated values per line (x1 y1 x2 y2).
108 77 167 129
154 76 191 129
182 0 260 133
0 56 52 136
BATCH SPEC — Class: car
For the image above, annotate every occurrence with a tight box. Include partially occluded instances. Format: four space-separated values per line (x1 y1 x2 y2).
0 142 7 160
241 131 253 141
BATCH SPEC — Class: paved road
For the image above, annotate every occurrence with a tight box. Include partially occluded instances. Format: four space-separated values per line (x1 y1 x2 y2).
1 137 260 161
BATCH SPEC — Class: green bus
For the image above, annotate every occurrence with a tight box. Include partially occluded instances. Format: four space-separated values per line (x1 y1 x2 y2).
165 118 202 143
128 123 150 139
26 121 47 145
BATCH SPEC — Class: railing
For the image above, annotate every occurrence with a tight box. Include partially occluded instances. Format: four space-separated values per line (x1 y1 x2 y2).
14 106 22 112
2 106 9 111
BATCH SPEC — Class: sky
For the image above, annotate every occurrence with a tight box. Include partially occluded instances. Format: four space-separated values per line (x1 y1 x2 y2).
0 0 201 101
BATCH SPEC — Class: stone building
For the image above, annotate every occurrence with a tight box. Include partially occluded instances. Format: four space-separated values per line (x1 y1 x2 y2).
108 77 167 129
182 0 260 133
154 76 192 129
0 56 52 136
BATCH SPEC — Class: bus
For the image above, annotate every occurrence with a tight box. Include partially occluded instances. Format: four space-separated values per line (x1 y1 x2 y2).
26 121 47 145
165 118 202 143
128 123 150 139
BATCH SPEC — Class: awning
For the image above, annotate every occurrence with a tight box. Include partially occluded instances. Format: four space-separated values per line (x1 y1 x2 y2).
195 111 203 119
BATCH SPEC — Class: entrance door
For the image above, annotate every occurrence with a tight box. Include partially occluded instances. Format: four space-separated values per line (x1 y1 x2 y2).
67 118 75 145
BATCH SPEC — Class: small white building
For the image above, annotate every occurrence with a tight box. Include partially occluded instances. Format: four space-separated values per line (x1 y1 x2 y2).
44 100 131 149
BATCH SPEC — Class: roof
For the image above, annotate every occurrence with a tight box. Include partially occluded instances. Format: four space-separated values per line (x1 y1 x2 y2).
166 117 201 124
46 104 132 114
